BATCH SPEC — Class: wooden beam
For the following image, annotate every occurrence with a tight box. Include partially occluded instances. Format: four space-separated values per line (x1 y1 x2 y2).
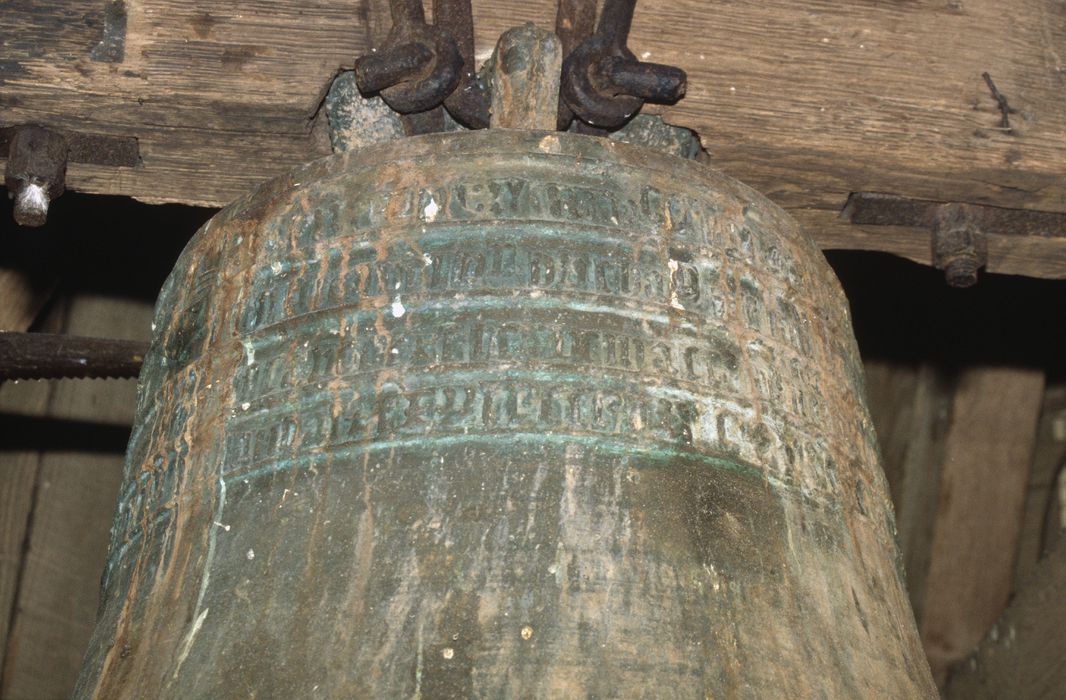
945 537 1066 699
0 0 356 206
863 360 921 502
648 0 1066 215
919 367 1045 683
1 1 1065 277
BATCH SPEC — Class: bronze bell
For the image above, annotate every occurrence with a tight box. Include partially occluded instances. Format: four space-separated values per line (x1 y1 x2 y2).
75 24 935 699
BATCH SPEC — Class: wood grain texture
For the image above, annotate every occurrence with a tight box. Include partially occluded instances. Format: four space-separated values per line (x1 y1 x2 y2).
0 306 66 674
1013 385 1066 588
0 456 39 675
919 367 1045 683
0 269 53 332
643 0 1066 212
864 361 953 624
1 1 1065 278
0 295 150 700
945 537 1066 699
0 0 362 206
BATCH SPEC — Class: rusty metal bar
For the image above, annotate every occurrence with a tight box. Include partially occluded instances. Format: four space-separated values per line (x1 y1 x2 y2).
0 332 147 381
843 192 1066 286
843 192 1066 238
0 126 139 168
353 0 463 116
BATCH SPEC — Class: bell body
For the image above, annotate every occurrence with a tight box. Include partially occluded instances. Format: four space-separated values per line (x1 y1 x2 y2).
75 131 935 698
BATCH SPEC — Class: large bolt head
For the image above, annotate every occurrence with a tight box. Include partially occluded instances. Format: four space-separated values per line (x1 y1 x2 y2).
5 125 68 227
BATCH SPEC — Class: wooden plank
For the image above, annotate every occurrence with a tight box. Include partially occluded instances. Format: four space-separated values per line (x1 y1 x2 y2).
919 367 1045 683
0 306 67 671
1 1 1064 277
0 0 364 123
863 359 920 501
0 269 53 332
1049 454 1066 556
0 295 150 700
945 537 1066 699
1013 384 1066 588
0 449 39 675
863 361 953 624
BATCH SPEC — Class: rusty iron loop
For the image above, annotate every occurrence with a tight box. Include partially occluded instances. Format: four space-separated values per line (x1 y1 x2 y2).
355 42 435 94
437 0 490 128
553 0 598 129
354 0 463 114
561 0 686 129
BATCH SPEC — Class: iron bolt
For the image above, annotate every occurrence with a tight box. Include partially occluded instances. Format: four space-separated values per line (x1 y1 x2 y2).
932 204 988 288
5 125 68 227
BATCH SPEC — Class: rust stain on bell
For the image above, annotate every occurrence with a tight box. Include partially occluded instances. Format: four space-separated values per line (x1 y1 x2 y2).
75 130 936 697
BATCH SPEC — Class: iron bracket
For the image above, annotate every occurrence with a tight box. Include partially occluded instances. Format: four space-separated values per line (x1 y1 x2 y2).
843 192 1066 287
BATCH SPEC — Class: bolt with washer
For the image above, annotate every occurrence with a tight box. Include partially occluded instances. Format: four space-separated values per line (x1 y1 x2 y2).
5 125 69 227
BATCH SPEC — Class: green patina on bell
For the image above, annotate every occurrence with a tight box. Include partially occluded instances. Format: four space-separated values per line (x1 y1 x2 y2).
76 25 935 700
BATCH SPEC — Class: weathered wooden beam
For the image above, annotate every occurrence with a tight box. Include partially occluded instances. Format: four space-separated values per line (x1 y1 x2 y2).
640 0 1066 213
945 537 1066 699
1 1 1065 278
919 367 1045 683
0 0 356 206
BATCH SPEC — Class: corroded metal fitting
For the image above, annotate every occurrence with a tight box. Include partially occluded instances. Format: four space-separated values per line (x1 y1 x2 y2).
560 0 686 129
932 203 988 288
354 0 463 115
5 125 68 227
436 0 491 128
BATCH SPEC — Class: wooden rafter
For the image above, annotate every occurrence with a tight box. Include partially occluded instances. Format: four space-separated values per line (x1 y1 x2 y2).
1 1 1064 276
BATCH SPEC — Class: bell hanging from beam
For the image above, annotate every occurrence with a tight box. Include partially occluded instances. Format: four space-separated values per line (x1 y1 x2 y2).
74 10 937 699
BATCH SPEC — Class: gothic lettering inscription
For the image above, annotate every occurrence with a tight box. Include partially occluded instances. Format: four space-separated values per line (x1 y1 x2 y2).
116 149 875 557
